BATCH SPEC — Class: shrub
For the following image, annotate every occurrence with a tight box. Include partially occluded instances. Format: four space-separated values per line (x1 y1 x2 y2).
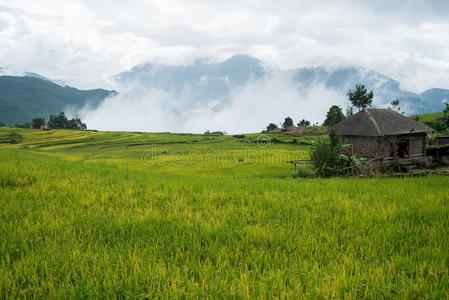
293 166 315 178
204 130 226 135
310 139 342 177
310 139 364 177
266 123 278 131
233 134 246 139
31 117 46 129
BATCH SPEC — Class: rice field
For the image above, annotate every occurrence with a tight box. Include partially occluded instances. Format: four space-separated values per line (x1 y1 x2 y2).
0 127 448 298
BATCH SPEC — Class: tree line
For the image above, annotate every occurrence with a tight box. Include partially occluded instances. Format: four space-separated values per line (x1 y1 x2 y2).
265 83 416 132
14 112 87 130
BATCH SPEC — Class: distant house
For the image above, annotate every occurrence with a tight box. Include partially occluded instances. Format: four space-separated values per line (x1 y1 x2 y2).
336 108 433 169
40 125 50 131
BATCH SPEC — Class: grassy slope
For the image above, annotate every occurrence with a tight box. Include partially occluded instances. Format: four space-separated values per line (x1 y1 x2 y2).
0 128 448 298
414 112 444 123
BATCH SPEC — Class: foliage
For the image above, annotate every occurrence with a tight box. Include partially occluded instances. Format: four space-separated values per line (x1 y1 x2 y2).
31 117 46 129
48 112 87 130
309 138 364 177
14 122 31 129
347 84 374 111
425 121 447 132
390 99 401 112
293 166 315 178
323 105 345 127
297 119 311 127
310 139 342 177
427 132 439 146
266 123 279 131
204 130 226 135
413 109 448 132
282 117 294 130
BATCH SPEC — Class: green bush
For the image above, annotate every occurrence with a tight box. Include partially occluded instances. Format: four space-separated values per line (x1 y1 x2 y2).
310 139 342 177
310 139 364 177
293 166 315 178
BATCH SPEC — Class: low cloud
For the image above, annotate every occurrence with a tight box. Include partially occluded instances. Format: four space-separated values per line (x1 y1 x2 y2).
80 75 347 133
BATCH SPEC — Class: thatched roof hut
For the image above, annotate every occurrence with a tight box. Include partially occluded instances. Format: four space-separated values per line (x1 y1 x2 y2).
336 109 432 166
337 108 432 137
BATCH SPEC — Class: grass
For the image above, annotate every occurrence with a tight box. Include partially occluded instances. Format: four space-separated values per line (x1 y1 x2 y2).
413 112 444 123
1 128 448 298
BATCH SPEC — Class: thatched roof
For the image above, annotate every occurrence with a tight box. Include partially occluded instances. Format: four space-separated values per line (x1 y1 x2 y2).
336 108 433 137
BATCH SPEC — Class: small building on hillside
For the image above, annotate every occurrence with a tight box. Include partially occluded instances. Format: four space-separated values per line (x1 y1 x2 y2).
336 108 433 169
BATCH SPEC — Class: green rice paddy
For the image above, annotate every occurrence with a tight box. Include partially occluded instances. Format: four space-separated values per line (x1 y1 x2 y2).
0 127 448 298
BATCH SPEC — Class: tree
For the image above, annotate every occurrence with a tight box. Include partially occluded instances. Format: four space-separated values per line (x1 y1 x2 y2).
0 121 4 127
48 112 68 129
347 84 374 111
282 117 294 130
323 105 345 127
390 99 401 112
31 117 46 129
266 123 279 131
297 119 311 127
48 112 87 130
67 118 87 130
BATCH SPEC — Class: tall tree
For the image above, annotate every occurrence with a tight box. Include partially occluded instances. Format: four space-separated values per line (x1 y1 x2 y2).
297 119 311 127
266 123 279 131
323 105 345 127
48 112 87 130
347 84 374 111
282 117 294 130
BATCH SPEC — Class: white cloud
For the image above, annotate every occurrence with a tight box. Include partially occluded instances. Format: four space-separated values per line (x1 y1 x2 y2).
80 75 347 133
1 0 449 92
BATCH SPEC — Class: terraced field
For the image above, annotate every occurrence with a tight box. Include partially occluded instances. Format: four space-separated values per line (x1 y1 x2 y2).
0 127 448 298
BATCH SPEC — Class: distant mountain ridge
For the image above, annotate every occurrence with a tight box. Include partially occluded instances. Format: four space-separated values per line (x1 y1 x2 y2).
0 75 115 125
115 54 267 109
1 55 448 127
116 54 449 114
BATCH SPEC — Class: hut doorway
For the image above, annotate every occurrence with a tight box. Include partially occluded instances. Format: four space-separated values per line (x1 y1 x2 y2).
397 140 409 158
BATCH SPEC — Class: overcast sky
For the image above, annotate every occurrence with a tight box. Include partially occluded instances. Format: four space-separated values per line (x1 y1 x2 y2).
1 0 449 92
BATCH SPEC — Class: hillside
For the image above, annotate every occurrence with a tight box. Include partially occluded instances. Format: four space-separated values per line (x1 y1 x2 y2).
0 76 115 126
0 127 448 297
414 111 445 123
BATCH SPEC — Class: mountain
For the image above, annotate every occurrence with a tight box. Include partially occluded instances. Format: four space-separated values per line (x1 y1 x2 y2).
292 66 446 113
115 54 268 109
0 75 115 125
116 55 449 114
